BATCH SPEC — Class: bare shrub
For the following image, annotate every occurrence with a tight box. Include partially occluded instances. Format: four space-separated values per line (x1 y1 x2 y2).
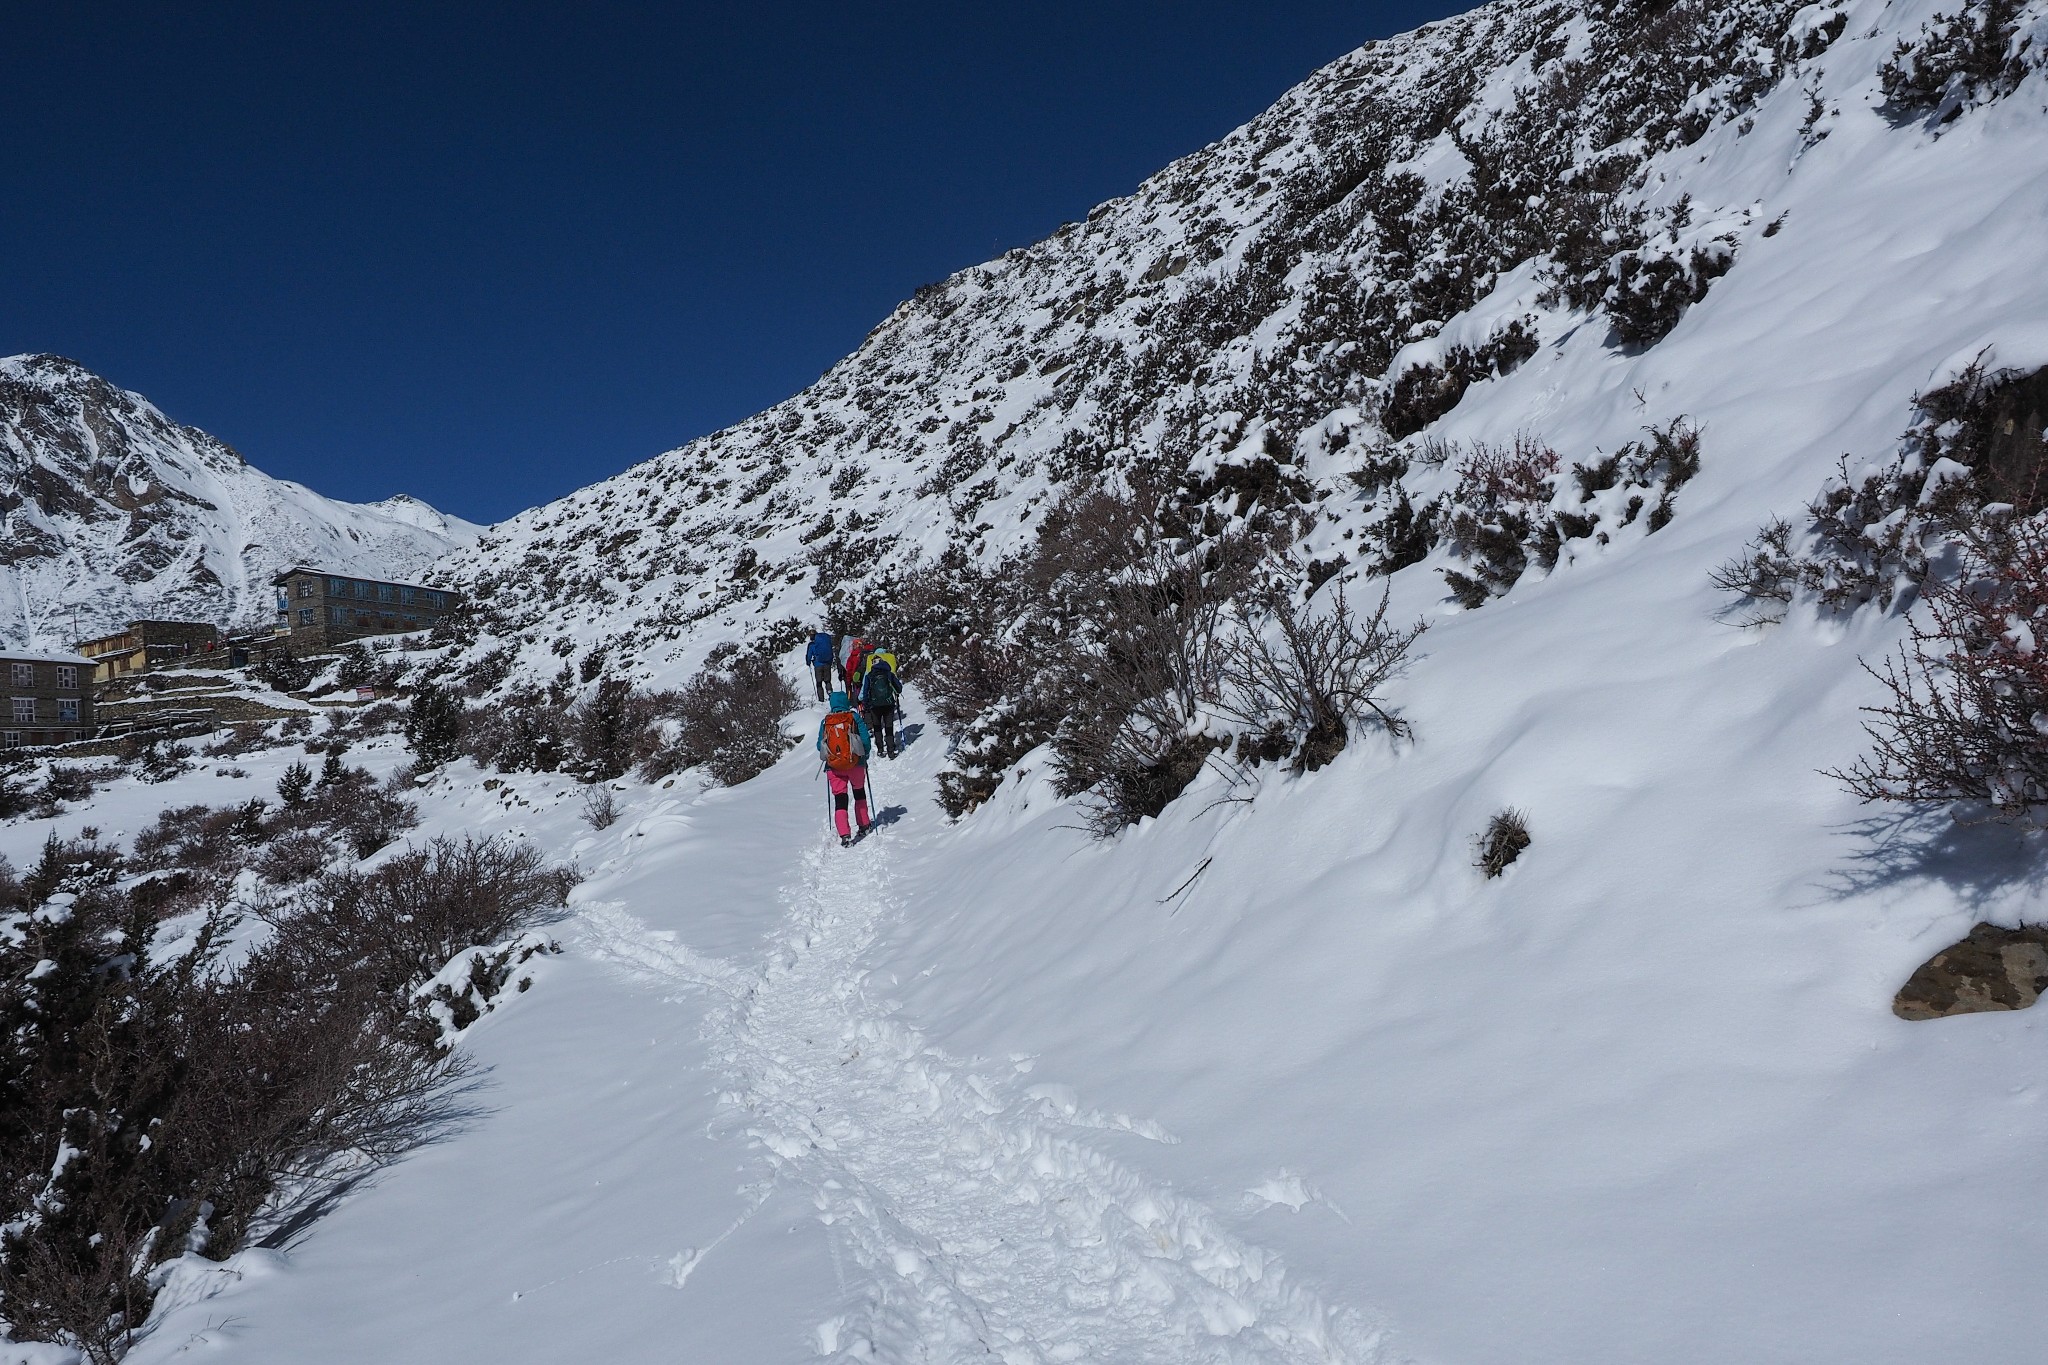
40 765 97 806
1043 490 1255 833
1832 519 2048 818
582 785 619 829
281 838 580 1004
255 829 333 886
639 653 800 787
461 683 572 774
1219 579 1427 772
1476 808 1533 877
1441 435 1561 609
920 633 1030 739
131 804 246 873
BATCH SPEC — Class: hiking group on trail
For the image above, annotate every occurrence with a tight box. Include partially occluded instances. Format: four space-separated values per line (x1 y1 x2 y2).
805 629 905 847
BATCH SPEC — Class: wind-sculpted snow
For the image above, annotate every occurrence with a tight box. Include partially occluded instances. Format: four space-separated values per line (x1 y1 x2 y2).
587 849 1383 1363
0 354 480 647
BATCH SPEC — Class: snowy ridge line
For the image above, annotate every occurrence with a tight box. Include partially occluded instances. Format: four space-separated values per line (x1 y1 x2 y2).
588 844 1388 1363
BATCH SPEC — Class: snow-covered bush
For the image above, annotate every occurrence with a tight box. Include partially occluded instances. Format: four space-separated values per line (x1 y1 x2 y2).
0 828 578 1362
1879 0 2047 122
254 649 319 693
1601 231 1738 347
1381 319 1540 439
1436 420 1700 609
1714 361 2046 621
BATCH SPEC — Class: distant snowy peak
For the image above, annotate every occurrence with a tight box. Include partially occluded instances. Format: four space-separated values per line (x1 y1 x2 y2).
0 353 483 649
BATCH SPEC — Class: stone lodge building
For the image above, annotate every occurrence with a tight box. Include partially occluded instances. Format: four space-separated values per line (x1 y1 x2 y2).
76 620 224 683
274 568 462 652
0 651 95 746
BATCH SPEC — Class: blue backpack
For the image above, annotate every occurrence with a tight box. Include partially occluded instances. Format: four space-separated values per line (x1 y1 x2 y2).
805 632 834 668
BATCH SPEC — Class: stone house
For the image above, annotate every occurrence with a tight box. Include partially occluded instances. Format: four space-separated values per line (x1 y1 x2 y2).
0 651 96 746
273 568 462 652
76 620 224 683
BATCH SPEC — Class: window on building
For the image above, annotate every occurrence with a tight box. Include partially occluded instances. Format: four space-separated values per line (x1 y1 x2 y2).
401 586 416 605
329 576 348 595
55 665 76 689
378 584 397 603
298 580 315 598
329 607 344 624
355 581 372 600
427 591 446 609
8 663 29 687
12 699 33 724
299 609 316 625
57 698 77 722
2 732 18 749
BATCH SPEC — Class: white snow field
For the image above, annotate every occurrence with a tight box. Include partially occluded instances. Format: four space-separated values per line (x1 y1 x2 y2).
8 0 2048 1361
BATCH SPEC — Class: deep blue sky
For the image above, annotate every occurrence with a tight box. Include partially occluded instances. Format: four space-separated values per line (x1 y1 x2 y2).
6 2 1466 524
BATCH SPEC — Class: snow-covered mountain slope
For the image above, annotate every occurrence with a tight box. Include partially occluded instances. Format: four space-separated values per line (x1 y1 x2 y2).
434 0 2042 679
15 0 2048 1363
0 354 481 647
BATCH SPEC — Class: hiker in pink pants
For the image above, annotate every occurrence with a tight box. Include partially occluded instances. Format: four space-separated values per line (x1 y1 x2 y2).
816 690 873 847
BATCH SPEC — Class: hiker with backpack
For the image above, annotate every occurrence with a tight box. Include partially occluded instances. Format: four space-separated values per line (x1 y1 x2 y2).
816 690 874 846
859 648 902 759
804 628 837 702
842 635 870 693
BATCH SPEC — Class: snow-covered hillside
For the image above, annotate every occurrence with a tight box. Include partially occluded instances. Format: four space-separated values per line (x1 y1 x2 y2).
9 0 2048 1362
436 0 2036 680
0 354 481 648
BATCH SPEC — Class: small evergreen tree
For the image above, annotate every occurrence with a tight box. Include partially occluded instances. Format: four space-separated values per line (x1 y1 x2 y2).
405 684 465 769
277 760 313 808
335 642 378 690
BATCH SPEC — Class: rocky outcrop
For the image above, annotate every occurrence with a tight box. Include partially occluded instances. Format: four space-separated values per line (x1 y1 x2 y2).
1894 924 2048 1021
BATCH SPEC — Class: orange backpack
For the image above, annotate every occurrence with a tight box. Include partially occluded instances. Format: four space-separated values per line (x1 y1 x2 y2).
821 710 865 771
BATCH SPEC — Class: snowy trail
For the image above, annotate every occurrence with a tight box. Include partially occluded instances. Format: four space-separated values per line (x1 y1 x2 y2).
585 835 1386 1364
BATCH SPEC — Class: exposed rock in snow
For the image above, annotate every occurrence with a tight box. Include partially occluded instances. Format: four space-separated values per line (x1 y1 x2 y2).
1895 923 2048 1020
0 354 482 649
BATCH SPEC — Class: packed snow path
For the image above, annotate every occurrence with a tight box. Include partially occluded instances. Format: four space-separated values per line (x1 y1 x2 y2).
587 837 1382 1364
